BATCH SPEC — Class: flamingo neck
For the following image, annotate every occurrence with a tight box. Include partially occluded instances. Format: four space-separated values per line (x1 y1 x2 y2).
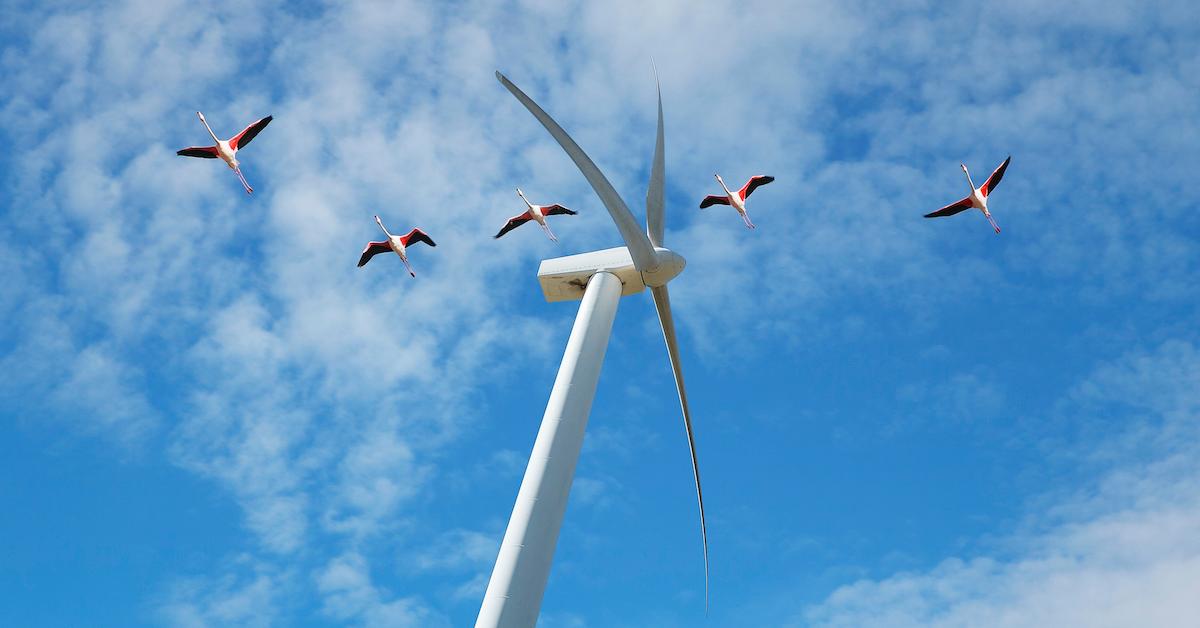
963 168 977 192
199 115 220 144
716 176 733 196
375 218 392 238
517 189 533 210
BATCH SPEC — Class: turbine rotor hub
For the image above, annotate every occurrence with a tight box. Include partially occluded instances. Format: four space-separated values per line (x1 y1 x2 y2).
641 247 685 287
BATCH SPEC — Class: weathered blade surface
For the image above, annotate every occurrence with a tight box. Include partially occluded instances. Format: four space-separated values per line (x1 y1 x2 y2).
646 73 665 247
649 283 708 610
496 71 659 273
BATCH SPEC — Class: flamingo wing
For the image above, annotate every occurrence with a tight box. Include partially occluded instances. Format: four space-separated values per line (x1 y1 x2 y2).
493 212 533 239
177 146 219 159
357 241 392 267
980 156 1011 197
541 204 577 217
230 115 273 151
924 197 973 218
699 195 731 209
738 175 775 201
401 228 437 248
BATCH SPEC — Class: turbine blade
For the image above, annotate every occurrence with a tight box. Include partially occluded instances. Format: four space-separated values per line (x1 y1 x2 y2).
496 71 659 273
646 70 665 247
649 284 708 610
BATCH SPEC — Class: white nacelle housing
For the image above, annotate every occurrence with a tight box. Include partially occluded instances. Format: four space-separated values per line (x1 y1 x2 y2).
538 247 643 302
537 246 685 302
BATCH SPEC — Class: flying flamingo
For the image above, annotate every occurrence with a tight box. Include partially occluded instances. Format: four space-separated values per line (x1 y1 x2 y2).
176 112 273 195
357 215 437 277
493 188 577 241
924 156 1011 234
700 174 775 229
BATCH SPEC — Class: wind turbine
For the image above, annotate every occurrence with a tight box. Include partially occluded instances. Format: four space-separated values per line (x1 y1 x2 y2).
475 71 706 628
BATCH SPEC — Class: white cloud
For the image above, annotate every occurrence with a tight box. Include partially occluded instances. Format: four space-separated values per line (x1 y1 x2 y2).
158 558 281 628
316 552 446 628
412 529 499 573
322 428 431 539
801 341 1200 628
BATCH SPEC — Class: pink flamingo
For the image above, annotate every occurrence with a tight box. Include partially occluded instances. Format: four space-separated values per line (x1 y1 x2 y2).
700 174 775 229
357 215 437 277
176 112 272 195
494 188 578 241
924 156 1011 234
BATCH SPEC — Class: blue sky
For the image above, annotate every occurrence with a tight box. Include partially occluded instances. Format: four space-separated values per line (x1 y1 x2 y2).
1 0 1198 626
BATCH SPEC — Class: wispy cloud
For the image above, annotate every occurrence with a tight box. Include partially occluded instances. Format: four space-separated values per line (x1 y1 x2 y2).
316 551 445 627
802 340 1200 627
158 557 282 628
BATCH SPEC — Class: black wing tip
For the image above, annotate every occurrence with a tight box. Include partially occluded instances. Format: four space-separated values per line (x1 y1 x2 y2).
177 147 217 158
761 175 776 183
495 70 506 83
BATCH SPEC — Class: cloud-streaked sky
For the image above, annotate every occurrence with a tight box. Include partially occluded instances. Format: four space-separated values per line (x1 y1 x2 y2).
1 1 1197 626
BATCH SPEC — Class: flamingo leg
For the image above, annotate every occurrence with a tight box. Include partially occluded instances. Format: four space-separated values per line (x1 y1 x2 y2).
741 211 756 230
986 214 1001 234
402 257 416 277
234 167 254 195
541 222 558 242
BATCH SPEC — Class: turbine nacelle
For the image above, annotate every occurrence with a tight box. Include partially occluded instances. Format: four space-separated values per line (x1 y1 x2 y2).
536 246 684 302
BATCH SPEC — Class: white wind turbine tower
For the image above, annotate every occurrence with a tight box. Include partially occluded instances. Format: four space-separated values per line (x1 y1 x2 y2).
475 71 707 628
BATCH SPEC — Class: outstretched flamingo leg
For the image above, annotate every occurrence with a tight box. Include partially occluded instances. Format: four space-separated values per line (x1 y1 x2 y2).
541 222 558 242
234 167 254 195
401 257 416 277
986 214 1001 234
741 211 756 230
